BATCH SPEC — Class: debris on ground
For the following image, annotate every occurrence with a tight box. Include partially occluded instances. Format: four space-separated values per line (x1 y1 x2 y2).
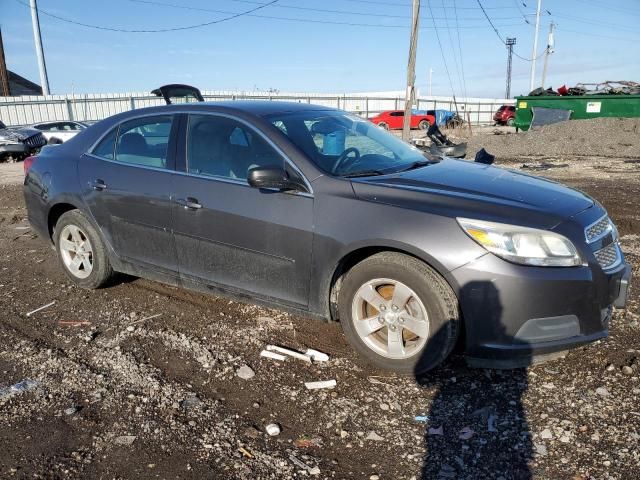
25 300 56 317
265 344 312 363
0 379 39 400
260 349 287 361
304 379 337 390
265 423 281 436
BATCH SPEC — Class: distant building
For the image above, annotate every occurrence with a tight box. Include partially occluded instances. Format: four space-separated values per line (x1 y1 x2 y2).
6 70 43 96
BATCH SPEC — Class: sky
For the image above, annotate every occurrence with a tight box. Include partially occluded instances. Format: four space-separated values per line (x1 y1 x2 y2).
1 0 639 99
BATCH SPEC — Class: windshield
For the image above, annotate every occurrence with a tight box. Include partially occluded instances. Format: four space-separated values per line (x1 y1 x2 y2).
265 110 434 177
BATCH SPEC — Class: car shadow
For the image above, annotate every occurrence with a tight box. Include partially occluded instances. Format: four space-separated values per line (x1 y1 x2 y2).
415 281 534 479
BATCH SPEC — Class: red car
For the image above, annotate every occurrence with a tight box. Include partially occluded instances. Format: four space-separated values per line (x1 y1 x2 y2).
493 105 516 126
369 110 435 130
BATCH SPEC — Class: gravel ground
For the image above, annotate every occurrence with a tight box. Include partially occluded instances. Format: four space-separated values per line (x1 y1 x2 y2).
1 141 639 479
462 118 640 161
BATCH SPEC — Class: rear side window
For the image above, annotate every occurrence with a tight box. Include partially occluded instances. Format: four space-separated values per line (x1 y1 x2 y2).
115 116 173 169
92 129 117 160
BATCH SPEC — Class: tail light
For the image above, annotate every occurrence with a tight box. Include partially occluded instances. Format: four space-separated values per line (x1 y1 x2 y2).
23 155 37 175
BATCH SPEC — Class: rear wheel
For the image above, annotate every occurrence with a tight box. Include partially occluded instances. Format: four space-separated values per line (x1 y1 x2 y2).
418 119 429 130
338 252 459 374
506 117 516 127
54 210 114 289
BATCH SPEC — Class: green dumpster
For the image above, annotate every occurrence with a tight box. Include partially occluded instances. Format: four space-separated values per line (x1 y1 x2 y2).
514 94 640 131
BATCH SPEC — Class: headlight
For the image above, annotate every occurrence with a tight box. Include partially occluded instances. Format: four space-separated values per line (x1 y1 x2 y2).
457 218 583 267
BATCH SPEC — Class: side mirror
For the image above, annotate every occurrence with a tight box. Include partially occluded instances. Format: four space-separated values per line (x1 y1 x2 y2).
247 166 302 192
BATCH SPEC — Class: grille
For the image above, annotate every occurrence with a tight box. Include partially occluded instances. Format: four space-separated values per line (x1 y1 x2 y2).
585 215 612 243
25 133 47 149
594 242 620 270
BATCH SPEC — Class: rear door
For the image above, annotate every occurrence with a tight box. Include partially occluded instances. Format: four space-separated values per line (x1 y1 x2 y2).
171 113 314 307
78 114 180 274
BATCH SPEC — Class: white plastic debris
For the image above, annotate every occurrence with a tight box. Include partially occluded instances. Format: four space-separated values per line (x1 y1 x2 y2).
265 423 281 436
25 300 56 317
266 345 312 363
260 350 287 361
0 379 40 400
304 379 337 390
304 348 329 362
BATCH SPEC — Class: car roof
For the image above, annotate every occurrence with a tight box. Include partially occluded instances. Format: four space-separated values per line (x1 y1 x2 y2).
138 100 337 117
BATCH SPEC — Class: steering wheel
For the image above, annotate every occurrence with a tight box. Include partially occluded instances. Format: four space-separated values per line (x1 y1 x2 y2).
331 147 361 175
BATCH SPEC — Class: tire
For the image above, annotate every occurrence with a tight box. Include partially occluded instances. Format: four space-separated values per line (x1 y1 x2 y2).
338 252 459 374
377 122 389 130
54 210 114 289
418 119 429 130
506 117 515 127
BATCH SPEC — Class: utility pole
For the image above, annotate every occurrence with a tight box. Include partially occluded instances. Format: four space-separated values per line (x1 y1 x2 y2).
428 67 433 97
402 0 420 141
29 0 50 95
528 0 542 93
505 38 516 99
0 28 11 96
540 22 555 89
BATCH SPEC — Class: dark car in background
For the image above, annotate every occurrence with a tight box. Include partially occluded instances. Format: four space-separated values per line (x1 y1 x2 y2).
0 120 47 161
23 101 631 373
493 105 516 126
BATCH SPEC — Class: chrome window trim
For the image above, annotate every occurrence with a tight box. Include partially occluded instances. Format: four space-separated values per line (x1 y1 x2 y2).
184 111 313 196
82 153 313 199
584 214 613 244
85 109 313 196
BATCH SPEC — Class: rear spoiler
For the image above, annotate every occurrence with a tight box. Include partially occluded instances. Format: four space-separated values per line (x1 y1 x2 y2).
151 84 204 105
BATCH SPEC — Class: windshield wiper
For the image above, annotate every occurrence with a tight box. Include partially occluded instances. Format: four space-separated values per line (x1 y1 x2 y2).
393 160 435 173
342 169 388 178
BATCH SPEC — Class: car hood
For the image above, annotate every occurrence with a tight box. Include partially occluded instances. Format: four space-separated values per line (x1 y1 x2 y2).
0 126 41 143
351 158 594 229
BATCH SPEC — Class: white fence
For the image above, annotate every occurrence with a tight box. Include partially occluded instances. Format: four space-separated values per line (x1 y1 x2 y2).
0 90 513 127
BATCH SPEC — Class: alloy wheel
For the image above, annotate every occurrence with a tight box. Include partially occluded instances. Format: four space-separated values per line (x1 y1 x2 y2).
351 278 429 359
59 224 94 279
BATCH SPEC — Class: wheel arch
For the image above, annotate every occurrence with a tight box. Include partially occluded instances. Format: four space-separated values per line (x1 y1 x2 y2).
47 202 83 241
326 242 458 322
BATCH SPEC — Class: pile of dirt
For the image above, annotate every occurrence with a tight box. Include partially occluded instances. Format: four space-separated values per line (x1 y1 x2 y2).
465 117 640 160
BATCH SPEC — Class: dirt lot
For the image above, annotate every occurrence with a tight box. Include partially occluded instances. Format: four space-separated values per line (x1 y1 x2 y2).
1 128 639 479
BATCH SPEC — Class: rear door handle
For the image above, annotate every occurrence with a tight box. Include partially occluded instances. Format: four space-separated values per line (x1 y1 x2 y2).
91 179 107 191
176 197 202 210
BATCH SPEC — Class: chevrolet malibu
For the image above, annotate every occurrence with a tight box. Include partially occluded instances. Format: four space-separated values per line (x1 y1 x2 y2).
23 102 631 373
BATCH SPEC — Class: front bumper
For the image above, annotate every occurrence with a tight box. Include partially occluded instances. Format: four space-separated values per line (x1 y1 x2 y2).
449 253 631 369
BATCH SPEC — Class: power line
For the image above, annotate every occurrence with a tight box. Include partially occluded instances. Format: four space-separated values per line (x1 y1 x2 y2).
475 0 544 61
13 0 280 33
128 0 528 23
427 1 457 103
441 0 465 100
452 0 469 101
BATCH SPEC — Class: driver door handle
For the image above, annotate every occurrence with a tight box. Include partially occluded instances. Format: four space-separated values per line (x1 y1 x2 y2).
176 197 202 210
91 179 107 191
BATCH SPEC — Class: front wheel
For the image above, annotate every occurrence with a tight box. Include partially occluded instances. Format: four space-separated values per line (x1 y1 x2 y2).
338 252 459 374
506 117 516 127
377 122 389 130
418 119 429 130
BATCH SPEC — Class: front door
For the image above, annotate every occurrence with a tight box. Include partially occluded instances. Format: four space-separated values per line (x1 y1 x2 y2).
78 114 179 274
172 113 314 307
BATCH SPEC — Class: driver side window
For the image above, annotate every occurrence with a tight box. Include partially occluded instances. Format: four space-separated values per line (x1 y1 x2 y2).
187 114 284 182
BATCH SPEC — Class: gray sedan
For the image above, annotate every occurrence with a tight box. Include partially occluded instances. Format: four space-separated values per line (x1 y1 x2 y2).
23 101 631 373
